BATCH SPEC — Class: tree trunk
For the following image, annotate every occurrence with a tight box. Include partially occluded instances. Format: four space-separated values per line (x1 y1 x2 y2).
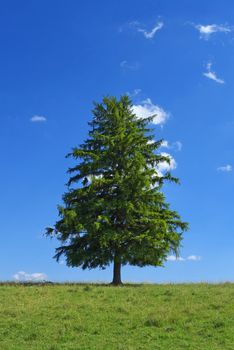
111 257 122 285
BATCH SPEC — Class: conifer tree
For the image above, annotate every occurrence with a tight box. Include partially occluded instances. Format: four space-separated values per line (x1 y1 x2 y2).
47 96 188 285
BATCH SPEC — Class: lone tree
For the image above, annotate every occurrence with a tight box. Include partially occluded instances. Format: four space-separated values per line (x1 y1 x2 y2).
47 96 188 285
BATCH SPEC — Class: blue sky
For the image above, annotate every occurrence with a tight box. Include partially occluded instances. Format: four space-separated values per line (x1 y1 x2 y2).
1 0 234 283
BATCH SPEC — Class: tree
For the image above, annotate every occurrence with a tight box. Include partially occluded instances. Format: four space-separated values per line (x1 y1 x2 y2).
47 96 188 285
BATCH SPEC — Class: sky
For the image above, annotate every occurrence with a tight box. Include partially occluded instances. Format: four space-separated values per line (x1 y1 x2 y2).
1 0 234 283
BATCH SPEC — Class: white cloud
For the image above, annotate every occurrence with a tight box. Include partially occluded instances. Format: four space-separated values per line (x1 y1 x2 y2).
120 60 140 70
204 71 225 84
30 115 47 122
203 62 225 84
217 164 232 172
161 140 182 151
137 21 164 39
149 152 177 188
13 271 48 282
156 152 177 176
132 98 169 125
161 140 169 148
167 255 185 262
195 24 232 40
187 255 202 261
147 139 155 145
167 255 202 262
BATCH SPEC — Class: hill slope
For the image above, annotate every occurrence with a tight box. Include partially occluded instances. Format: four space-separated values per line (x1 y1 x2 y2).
0 283 233 349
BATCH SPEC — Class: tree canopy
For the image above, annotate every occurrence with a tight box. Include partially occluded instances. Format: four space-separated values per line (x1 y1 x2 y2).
47 96 188 284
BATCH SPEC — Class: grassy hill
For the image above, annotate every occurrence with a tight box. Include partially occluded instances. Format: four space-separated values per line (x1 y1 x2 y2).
0 283 233 349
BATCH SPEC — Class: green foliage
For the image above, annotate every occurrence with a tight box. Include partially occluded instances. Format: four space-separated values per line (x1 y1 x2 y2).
47 96 188 275
0 284 234 349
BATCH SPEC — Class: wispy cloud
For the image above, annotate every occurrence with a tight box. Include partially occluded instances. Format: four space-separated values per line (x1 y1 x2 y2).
137 21 164 39
30 115 47 123
161 140 182 151
203 62 225 84
132 98 169 125
127 89 142 98
120 60 140 70
167 255 202 262
13 271 48 282
217 164 232 172
194 23 232 40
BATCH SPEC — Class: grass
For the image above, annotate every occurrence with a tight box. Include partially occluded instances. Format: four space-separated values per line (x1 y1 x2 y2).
0 283 234 349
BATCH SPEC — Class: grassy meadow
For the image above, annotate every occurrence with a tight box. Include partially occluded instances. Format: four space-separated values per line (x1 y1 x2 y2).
0 283 234 349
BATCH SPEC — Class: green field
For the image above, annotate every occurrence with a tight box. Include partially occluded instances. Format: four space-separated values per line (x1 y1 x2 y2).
0 283 234 350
